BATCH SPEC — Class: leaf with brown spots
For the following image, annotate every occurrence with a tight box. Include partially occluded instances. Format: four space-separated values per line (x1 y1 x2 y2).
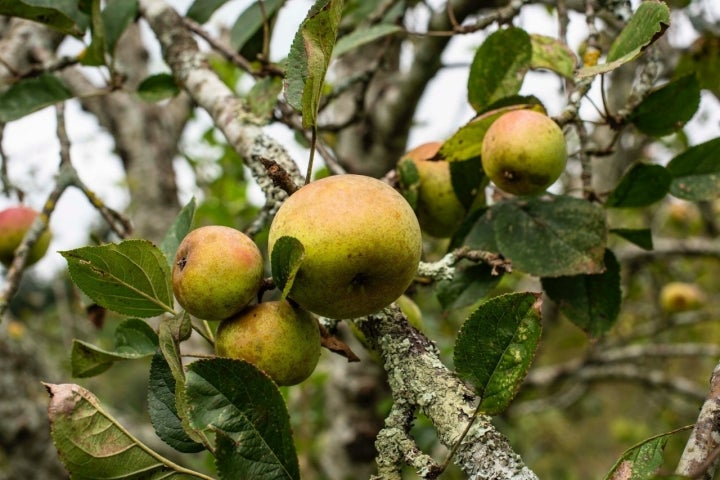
44 383 210 479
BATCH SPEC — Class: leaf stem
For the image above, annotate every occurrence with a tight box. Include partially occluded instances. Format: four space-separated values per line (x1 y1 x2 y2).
439 401 483 473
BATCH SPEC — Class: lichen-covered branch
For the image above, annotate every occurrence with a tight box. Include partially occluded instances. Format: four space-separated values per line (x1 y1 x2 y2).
356 307 538 479
675 362 720 480
138 0 304 214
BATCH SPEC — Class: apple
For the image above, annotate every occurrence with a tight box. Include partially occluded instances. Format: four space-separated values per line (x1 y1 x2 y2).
215 300 321 386
268 174 422 319
0 206 51 268
399 142 466 238
659 282 705 313
481 109 567 196
172 225 264 321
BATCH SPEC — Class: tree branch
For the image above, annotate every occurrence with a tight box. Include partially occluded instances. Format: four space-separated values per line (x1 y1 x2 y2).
138 0 304 217
356 307 538 479
676 361 720 480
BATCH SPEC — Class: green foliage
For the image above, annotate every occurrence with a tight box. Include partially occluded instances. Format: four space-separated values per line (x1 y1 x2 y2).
333 24 403 58
270 236 305 300
542 249 622 336
285 0 343 128
71 318 158 378
578 0 670 77
667 137 720 201
606 163 672 208
397 157 421 209
160 197 197 268
454 292 542 414
0 74 73 122
604 429 688 480
46 383 210 479
467 27 532 113
629 74 701 137
186 0 229 23
185 359 300 480
436 263 503 310
148 352 205 453
137 73 181 102
61 240 175 317
529 34 576 79
610 228 654 251
229 0 284 52
0 0 88 36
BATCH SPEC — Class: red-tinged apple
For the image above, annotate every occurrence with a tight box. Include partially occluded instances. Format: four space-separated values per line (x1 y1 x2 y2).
482 109 567 196
172 226 264 321
0 206 51 268
399 142 466 238
268 174 422 319
215 300 321 386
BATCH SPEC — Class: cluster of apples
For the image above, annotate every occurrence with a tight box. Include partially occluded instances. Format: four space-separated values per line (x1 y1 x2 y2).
399 109 568 237
0 205 51 268
172 174 422 386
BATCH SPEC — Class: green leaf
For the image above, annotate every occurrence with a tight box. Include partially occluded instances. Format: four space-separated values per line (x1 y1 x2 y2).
158 313 192 383
148 352 205 453
0 0 88 36
270 236 305 300
605 163 671 208
397 157 420 210
333 24 403 58
530 34 577 79
185 358 300 480
81 0 106 66
629 74 701 136
229 0 284 51
436 263 502 310
467 27 532 113
247 76 284 123
186 0 229 23
604 430 681 480
578 0 670 77
71 318 158 378
103 0 139 55
454 292 542 414
285 0 343 128
666 137 720 201
45 383 211 480
61 239 175 318
492 196 607 277
542 249 621 337
0 73 73 122
450 157 485 210
161 197 197 268
452 207 497 252
137 73 180 102
607 1 670 62
610 228 653 250
675 34 720 100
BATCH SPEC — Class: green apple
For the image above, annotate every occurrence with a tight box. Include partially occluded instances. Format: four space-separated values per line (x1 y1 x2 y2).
0 206 51 268
481 109 567 196
659 282 705 313
215 300 321 386
399 142 466 238
173 225 264 321
268 174 422 319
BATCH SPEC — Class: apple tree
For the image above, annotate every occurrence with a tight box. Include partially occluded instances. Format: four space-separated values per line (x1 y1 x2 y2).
0 0 719 479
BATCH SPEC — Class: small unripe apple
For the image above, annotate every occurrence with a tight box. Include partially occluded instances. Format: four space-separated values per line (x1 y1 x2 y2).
172 226 264 321
0 206 51 268
659 282 705 313
400 142 466 238
215 300 321 386
481 109 567 196
268 174 422 319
